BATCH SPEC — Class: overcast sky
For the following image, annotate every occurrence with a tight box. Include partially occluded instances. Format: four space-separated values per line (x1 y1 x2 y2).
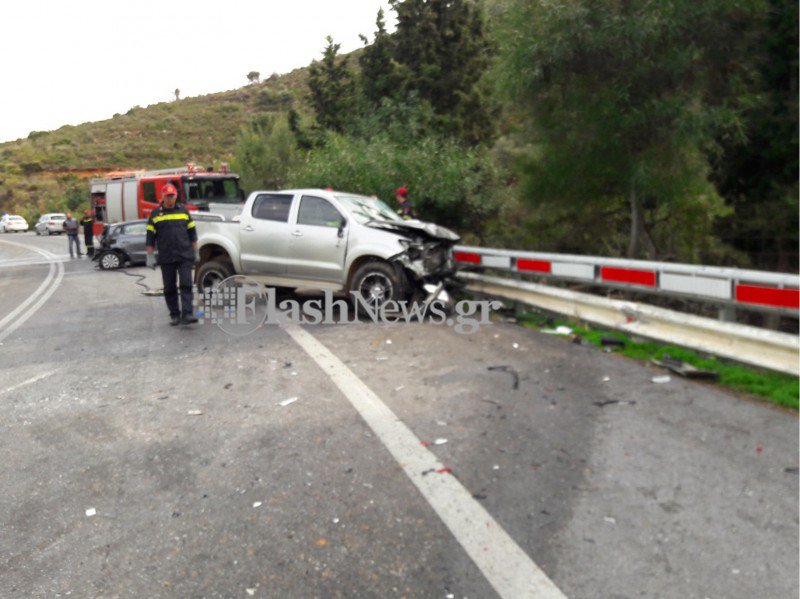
0 0 395 143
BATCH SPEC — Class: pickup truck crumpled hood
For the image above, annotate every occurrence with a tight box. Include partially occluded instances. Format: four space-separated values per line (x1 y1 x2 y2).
366 219 460 242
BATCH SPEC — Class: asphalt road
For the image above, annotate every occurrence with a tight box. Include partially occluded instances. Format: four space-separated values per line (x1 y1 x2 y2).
1 233 797 598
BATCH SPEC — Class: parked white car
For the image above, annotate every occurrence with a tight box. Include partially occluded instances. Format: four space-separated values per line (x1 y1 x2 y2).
34 213 67 235
0 214 29 233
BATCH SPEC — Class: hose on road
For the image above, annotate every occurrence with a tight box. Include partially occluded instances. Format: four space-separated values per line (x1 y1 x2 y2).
117 268 164 296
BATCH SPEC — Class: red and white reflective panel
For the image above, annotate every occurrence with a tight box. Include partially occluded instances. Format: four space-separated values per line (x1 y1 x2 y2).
454 251 481 265
601 266 656 287
517 259 552 274
481 255 512 269
735 284 800 310
659 273 731 300
551 262 594 281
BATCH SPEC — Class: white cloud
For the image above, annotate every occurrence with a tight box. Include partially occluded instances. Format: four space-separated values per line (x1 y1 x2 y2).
0 0 394 142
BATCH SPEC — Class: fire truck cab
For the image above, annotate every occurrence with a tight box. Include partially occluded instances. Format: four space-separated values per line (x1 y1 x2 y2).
89 163 244 236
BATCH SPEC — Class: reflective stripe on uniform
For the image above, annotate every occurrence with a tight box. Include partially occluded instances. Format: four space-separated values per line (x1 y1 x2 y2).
153 213 190 224
147 224 156 233
187 221 196 229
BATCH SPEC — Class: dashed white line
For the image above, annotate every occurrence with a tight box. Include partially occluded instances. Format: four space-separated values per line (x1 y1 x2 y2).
284 324 567 599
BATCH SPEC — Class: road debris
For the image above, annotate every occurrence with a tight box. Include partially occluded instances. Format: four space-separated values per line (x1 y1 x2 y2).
394 385 405 392
333 517 340 524
246 589 256 596
784 467 799 474
541 325 573 335
278 397 298 407
602 376 611 382
386 339 392 345
487 365 520 390
651 357 719 381
376 356 389 361
472 493 488 500
594 400 637 408
85 508 96 517
436 467 453 474
187 410 204 416
651 375 672 384
603 516 616 524
492 464 500 470
434 438 448 445
512 342 520 349
252 501 262 508
224 383 233 389
601 336 625 348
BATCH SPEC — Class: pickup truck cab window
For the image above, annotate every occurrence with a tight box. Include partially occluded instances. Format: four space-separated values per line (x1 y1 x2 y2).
252 194 293 222
297 196 343 228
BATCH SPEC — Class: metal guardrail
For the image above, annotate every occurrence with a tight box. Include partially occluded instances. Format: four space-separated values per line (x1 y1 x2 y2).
454 245 800 318
461 272 800 376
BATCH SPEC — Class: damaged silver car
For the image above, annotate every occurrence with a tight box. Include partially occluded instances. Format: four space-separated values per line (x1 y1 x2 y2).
194 189 460 309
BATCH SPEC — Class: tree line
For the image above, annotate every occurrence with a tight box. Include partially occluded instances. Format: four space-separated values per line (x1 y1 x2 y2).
233 0 798 271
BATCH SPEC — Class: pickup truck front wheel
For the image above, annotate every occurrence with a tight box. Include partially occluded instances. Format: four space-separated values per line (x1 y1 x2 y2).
196 260 234 291
349 261 407 315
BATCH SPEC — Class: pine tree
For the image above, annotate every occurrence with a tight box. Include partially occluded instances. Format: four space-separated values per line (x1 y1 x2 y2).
389 0 494 144
359 9 401 106
307 37 355 133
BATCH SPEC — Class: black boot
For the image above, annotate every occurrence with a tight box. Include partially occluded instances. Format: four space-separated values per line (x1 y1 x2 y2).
181 314 198 325
170 315 181 326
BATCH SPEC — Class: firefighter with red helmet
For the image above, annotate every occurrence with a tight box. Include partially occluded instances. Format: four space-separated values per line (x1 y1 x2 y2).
145 184 199 326
395 187 416 220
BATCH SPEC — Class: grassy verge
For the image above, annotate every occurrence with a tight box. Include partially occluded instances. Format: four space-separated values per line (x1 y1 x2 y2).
513 311 799 410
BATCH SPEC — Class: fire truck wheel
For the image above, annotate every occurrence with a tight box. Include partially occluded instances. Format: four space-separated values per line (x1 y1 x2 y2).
98 251 123 270
196 260 234 291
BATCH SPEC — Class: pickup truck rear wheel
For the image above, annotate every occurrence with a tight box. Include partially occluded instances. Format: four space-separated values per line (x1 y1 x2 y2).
350 261 407 316
196 259 234 291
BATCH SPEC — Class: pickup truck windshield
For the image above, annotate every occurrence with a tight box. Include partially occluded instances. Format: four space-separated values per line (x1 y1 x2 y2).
335 194 403 224
183 177 243 206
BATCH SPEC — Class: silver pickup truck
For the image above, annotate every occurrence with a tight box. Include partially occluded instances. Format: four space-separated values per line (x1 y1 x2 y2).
194 189 459 308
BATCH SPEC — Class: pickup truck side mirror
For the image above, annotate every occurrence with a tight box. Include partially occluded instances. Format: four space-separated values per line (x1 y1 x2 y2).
337 218 347 238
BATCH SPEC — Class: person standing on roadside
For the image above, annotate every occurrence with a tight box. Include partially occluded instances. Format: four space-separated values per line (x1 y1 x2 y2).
395 187 417 220
63 212 82 258
145 184 199 326
80 209 95 258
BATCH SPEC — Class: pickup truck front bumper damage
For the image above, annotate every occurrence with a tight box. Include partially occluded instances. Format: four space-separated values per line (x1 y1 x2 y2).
390 242 460 305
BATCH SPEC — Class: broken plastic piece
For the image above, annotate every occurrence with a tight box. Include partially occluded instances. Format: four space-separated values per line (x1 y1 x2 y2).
603 516 616 524
252 501 262 508
651 375 671 384
602 376 611 382
434 438 448 445
541 325 573 335
187 409 203 416
651 357 719 381
85 508 96 517
436 467 452 474
601 336 625 348
278 397 298 407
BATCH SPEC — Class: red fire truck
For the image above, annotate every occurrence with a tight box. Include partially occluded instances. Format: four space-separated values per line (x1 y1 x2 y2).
89 163 245 236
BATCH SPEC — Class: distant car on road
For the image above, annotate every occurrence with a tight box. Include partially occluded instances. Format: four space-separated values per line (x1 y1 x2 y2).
34 213 67 235
94 220 149 270
0 214 29 233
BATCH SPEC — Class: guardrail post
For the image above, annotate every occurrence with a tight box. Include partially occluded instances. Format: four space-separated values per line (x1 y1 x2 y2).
718 305 737 322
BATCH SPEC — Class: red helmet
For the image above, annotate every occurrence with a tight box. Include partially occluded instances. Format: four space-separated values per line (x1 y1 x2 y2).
396 186 408 198
161 183 178 197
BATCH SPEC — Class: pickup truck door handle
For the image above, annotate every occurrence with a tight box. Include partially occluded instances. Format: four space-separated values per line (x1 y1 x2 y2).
291 231 303 237
243 225 255 232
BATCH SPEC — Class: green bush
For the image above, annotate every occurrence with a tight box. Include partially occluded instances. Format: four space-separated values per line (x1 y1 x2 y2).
288 133 502 240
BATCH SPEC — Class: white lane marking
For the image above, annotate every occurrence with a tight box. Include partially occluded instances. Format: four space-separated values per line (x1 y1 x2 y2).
284 325 567 599
0 370 58 396
0 240 65 343
0 255 71 268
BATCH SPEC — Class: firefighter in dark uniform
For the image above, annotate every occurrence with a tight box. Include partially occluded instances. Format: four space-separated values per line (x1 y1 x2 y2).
80 209 95 258
145 183 199 326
